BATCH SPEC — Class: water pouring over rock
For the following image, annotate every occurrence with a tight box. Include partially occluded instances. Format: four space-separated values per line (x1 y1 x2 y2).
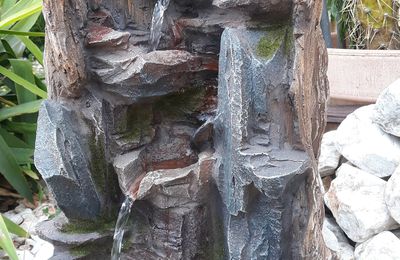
149 0 171 51
111 196 134 260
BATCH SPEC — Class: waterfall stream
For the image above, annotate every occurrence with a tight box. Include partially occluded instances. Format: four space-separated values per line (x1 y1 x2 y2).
111 196 134 260
149 0 171 51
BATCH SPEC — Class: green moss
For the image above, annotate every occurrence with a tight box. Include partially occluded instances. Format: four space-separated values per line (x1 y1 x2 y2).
154 87 206 121
122 239 133 251
61 217 116 234
70 244 95 257
256 27 287 59
120 104 153 142
88 137 107 194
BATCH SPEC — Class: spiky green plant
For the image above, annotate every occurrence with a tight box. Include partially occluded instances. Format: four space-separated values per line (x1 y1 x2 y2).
342 0 400 49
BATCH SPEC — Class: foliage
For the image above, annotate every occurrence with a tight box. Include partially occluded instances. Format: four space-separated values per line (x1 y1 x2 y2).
0 0 46 203
329 0 400 49
0 214 29 260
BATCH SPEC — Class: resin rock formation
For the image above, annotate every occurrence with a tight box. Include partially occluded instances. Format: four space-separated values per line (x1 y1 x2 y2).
35 0 331 259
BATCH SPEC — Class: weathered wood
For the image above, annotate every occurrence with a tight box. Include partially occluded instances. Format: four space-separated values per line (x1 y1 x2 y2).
43 0 87 98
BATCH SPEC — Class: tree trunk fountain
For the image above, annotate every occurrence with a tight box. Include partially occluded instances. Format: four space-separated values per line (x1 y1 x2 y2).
35 0 333 259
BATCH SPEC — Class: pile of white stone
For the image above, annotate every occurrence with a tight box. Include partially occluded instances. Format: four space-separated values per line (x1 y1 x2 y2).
2 202 54 260
319 79 400 260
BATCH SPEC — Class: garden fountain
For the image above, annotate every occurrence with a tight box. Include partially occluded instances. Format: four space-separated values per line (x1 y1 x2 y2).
34 0 333 259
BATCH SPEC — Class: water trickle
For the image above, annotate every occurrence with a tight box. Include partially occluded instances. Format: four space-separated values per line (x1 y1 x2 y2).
111 196 134 260
149 0 171 51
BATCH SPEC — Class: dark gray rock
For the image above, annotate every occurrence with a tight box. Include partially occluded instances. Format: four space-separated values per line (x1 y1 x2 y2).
113 148 145 195
214 27 324 259
36 213 113 259
35 213 112 247
213 0 292 20
86 24 130 48
122 153 216 259
35 100 102 220
89 48 218 103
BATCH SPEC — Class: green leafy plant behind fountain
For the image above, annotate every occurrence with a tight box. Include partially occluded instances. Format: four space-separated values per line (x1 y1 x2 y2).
341 0 400 49
0 0 46 202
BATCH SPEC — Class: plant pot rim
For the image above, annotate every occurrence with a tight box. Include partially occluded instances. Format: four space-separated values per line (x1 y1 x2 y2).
328 48 400 57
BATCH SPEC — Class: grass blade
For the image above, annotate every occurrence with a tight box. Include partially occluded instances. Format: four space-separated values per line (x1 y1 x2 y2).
0 65 47 98
0 99 43 122
4 121 37 133
2 214 28 237
0 128 30 148
0 134 33 202
11 147 34 164
0 215 18 260
0 30 44 37
0 1 42 29
22 168 39 180
17 36 43 65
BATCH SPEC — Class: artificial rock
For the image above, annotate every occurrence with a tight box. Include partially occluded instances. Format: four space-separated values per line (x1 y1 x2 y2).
35 0 331 258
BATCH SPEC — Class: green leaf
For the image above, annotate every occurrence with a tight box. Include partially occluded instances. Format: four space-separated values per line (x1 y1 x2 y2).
0 99 43 122
3 13 41 57
0 30 44 37
0 128 30 148
0 1 42 29
0 134 33 202
22 168 39 180
0 214 18 260
9 59 37 104
4 121 37 133
0 65 47 98
17 36 43 65
1 0 36 21
0 1 17 16
2 214 28 237
1 39 16 58
11 147 34 164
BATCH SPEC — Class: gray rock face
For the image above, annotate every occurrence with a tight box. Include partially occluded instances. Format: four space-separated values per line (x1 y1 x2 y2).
318 131 341 177
90 48 218 103
335 105 400 178
214 27 325 259
212 0 292 19
35 100 102 220
354 231 400 260
122 153 216 260
385 165 400 224
113 148 145 195
324 163 399 242
322 217 355 260
35 213 113 259
38 0 330 258
373 79 400 137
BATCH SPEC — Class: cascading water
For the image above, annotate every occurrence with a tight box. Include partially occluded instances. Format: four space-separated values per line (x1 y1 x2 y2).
149 0 171 51
111 196 134 260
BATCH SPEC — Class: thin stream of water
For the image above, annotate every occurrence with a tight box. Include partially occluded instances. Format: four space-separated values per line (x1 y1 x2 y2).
111 196 134 260
149 0 171 51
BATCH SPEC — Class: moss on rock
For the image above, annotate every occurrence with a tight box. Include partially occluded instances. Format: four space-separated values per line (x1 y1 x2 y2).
256 26 288 59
